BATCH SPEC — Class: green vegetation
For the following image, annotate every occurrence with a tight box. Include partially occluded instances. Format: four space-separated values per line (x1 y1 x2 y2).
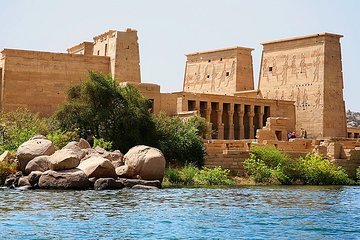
93 137 113 150
46 129 79 149
55 71 206 165
243 145 294 184
155 113 207 166
244 145 354 185
357 166 360 181
0 160 17 185
55 71 156 153
164 165 234 186
297 154 353 185
0 109 51 153
0 72 206 170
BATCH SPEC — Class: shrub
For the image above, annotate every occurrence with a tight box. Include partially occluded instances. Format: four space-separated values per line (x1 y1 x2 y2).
164 168 182 185
357 166 360 181
164 165 233 186
244 145 293 184
164 164 199 185
0 161 17 186
297 154 353 185
195 166 234 186
179 164 199 185
155 113 206 166
46 129 79 149
0 108 51 153
93 138 113 150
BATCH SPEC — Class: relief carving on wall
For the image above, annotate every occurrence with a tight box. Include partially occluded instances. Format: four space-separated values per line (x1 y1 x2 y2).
281 55 289 85
184 59 236 93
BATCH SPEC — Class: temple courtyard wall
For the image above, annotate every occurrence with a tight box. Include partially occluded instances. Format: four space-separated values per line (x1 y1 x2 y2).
0 49 110 116
204 138 360 178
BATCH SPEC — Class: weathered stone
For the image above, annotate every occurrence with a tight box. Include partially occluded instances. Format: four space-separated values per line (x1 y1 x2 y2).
0 151 11 162
112 160 124 169
104 150 123 162
62 142 86 160
49 149 81 171
4 171 23 188
124 145 166 181
115 165 135 178
78 138 91 149
30 135 47 140
93 178 125 190
132 184 159 189
38 169 90 190
18 176 30 187
25 155 51 175
18 185 33 190
95 146 106 154
16 139 55 172
28 171 43 187
118 178 161 189
77 156 116 179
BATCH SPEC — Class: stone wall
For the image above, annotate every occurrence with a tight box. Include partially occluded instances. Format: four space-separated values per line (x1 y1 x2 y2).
204 140 251 175
204 138 360 178
93 29 141 83
258 33 347 138
183 47 254 95
0 49 110 116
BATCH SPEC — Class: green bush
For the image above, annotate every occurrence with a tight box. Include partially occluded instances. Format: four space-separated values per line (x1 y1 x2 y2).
244 146 293 184
164 165 199 185
0 161 17 186
179 164 199 185
164 165 233 186
93 138 113 150
0 108 51 153
244 146 353 185
357 166 360 181
164 168 182 185
46 129 79 149
195 166 234 185
155 113 206 166
297 154 353 185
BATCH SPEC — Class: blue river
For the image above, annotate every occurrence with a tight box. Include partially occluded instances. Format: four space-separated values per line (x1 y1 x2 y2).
1 186 359 239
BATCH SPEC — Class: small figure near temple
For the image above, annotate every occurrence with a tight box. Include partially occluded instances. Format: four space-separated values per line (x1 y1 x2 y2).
300 128 306 139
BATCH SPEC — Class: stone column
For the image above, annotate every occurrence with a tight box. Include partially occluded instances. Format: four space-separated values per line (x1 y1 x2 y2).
258 106 264 129
228 110 234 140
205 105 212 140
217 109 224 139
238 105 245 139
248 105 255 139
195 100 200 112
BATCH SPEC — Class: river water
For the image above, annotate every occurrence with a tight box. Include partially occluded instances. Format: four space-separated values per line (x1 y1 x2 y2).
0 186 359 239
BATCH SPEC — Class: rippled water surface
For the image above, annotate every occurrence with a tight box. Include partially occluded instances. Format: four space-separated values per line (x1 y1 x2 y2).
1 186 360 239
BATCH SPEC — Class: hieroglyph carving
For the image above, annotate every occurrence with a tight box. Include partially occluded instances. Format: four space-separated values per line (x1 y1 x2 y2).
185 60 236 92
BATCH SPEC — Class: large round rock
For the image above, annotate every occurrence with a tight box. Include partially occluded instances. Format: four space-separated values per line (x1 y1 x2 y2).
49 149 81 171
25 155 51 175
123 145 166 181
16 139 55 172
38 169 89 190
77 156 117 179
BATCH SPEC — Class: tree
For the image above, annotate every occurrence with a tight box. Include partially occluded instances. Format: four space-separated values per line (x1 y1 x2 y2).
55 71 156 153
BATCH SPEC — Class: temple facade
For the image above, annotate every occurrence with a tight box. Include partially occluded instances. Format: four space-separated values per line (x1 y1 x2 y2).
0 29 349 140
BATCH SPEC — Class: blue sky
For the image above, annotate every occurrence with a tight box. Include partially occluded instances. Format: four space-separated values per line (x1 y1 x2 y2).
1 0 359 110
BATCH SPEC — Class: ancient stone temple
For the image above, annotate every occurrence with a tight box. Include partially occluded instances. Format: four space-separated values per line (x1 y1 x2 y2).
258 33 347 138
0 29 140 115
183 47 254 95
0 29 350 140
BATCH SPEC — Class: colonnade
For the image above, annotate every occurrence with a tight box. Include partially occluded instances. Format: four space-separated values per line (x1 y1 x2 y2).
190 100 270 140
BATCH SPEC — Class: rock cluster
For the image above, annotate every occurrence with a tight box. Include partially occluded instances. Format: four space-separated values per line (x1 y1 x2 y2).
3 136 166 190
